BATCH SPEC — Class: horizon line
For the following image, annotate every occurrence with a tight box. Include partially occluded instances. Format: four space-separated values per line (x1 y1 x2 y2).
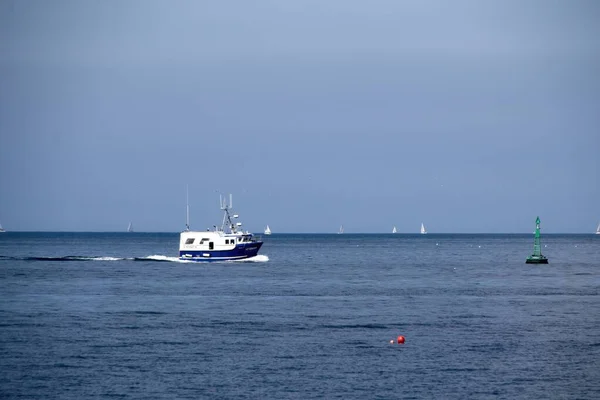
1 231 597 235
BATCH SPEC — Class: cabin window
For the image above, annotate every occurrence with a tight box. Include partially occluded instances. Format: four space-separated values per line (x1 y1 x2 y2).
209 242 214 250
185 238 195 245
225 239 229 244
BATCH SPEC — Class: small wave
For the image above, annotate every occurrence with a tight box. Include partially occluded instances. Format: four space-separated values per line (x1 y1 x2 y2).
441 367 490 372
52 363 80 369
320 323 388 330
105 311 168 316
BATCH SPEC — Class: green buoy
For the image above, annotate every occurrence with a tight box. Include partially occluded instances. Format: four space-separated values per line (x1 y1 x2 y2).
526 216 548 264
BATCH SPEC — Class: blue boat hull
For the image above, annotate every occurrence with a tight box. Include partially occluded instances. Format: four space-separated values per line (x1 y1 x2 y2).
179 242 263 262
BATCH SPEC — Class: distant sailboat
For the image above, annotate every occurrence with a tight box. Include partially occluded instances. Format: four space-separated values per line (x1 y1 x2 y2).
596 222 600 235
0 221 5 233
264 225 272 235
127 222 133 233
420 223 427 234
392 226 397 234
338 225 344 234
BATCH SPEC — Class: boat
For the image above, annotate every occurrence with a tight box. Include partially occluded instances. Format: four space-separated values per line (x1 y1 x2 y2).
179 194 263 262
526 216 548 264
392 226 397 234
420 223 427 234
264 225 272 235
596 222 600 235
127 222 133 232
338 225 344 234
0 221 5 233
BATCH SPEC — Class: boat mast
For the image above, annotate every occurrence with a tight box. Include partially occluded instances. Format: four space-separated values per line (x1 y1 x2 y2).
185 185 190 231
220 194 230 232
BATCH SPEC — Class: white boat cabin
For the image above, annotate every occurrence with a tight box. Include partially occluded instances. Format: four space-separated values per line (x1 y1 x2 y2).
179 231 255 252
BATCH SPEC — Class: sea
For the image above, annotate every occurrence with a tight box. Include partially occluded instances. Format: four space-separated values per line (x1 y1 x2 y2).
1 232 599 399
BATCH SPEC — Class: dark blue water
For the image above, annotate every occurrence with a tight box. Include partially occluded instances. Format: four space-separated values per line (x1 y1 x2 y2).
1 233 599 399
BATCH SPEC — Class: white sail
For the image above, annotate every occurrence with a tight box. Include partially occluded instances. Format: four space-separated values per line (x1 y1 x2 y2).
338 225 344 234
392 226 397 234
127 222 133 232
596 223 600 235
0 221 4 232
264 225 272 235
420 223 427 234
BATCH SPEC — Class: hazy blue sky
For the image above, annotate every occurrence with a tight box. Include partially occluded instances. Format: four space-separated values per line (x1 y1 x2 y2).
1 0 598 233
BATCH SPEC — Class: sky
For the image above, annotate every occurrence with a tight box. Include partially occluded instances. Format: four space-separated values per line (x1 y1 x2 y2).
0 0 599 233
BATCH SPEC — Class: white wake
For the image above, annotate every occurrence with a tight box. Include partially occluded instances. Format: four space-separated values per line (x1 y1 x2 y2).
142 255 193 263
235 254 270 263
73 254 270 263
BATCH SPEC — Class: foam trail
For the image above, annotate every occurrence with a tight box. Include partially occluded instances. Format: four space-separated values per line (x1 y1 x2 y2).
137 255 193 263
235 255 269 263
139 255 269 263
0 254 268 263
24 256 125 262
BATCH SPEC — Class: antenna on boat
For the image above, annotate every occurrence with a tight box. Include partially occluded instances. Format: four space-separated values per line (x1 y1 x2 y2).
185 185 190 231
218 193 240 233
219 193 233 210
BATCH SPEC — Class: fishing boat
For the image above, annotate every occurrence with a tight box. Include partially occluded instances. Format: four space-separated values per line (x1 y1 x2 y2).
420 223 427 234
392 226 397 234
179 193 263 262
264 225 272 235
596 222 600 235
127 222 133 232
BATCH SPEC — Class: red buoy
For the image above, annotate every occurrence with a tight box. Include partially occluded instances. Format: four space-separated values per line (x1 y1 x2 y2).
397 335 405 344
